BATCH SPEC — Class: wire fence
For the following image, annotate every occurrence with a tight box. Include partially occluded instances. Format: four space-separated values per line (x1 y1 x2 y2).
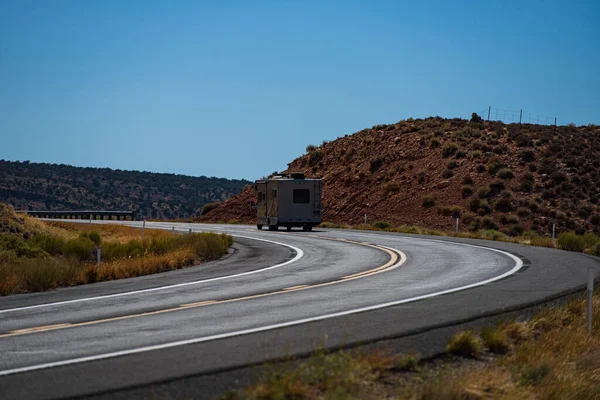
470 107 558 126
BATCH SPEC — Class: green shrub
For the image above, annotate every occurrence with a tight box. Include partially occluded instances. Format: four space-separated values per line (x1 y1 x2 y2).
373 221 392 230
558 232 585 252
446 330 483 358
0 233 46 258
306 144 317 152
29 233 65 255
462 185 472 197
441 142 458 158
478 186 490 199
497 168 514 180
591 243 600 256
308 149 324 166
80 231 101 246
63 236 96 261
487 156 503 175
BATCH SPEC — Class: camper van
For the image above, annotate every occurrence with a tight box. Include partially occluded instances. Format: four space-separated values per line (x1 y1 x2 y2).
255 173 322 231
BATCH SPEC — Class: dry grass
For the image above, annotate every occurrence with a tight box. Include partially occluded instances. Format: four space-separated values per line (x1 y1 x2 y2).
225 293 600 399
0 216 233 295
45 221 169 242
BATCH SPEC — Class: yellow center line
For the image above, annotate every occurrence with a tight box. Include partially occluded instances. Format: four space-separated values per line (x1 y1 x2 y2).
180 300 217 308
10 323 72 334
283 285 308 291
1 238 405 339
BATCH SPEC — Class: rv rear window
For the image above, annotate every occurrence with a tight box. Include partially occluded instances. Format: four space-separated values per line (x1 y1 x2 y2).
293 189 310 203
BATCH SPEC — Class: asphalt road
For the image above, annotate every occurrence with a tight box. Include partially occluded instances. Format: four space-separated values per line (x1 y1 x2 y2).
0 222 598 399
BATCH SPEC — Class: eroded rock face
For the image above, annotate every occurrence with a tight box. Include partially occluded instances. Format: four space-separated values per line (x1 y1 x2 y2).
199 117 600 235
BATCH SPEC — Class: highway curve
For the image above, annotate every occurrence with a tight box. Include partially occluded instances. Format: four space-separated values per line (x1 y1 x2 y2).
0 222 598 399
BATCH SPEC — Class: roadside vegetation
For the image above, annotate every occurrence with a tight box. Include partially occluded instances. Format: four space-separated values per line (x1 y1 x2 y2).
319 221 600 256
223 292 600 399
0 204 232 295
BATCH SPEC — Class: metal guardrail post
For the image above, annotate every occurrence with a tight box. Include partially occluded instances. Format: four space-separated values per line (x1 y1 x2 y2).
588 267 594 336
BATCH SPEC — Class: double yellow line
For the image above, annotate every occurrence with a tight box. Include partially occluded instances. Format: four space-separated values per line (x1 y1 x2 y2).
1 238 405 339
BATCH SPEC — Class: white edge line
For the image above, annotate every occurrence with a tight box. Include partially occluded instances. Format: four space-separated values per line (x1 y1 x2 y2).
0 242 521 377
0 234 303 314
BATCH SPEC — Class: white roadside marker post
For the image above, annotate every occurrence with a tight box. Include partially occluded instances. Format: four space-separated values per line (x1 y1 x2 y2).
96 247 101 270
552 224 556 241
189 228 192 235
588 267 594 336
172 226 175 237
364 214 367 224
456 217 459 233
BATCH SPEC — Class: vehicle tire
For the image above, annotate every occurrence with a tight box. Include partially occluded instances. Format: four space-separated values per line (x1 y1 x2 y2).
268 225 278 231
257 224 263 230
307 225 313 232
286 226 292 232
302 225 308 232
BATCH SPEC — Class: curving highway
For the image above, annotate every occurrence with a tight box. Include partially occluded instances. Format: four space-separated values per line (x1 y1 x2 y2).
0 222 598 399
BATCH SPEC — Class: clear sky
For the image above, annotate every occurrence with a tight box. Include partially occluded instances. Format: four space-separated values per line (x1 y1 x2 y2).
1 1 598 180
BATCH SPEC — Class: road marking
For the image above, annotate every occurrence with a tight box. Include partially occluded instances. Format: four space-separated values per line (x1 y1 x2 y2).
180 300 216 308
0 235 304 315
1 246 403 338
0 241 521 378
283 285 308 290
9 324 71 335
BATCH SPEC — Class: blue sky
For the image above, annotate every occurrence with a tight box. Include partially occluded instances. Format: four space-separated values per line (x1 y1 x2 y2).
1 1 598 180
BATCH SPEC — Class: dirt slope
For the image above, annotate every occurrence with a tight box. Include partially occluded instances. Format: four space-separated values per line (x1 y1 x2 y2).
199 117 600 235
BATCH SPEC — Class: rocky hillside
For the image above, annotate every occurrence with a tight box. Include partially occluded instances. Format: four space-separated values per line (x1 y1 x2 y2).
0 160 250 220
199 116 600 236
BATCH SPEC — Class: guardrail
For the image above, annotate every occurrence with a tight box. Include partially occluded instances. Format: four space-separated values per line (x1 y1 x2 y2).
21 210 136 221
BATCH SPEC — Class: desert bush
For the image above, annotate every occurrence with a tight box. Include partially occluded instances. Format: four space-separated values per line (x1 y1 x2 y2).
475 164 486 173
497 168 514 180
558 232 585 252
438 205 462 218
441 169 453 178
517 207 532 217
519 149 536 163
494 198 513 212
486 156 503 175
308 149 324 166
305 144 317 152
481 217 499 230
373 221 392 230
469 197 481 211
481 326 509 354
462 175 473 185
462 185 472 197
63 236 96 261
489 180 505 194
200 202 221 215
478 186 491 199
471 150 482 159
446 160 457 169
369 157 384 172
422 195 436 208
0 233 47 259
446 330 482 358
430 138 441 148
383 182 400 195
441 142 458 158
